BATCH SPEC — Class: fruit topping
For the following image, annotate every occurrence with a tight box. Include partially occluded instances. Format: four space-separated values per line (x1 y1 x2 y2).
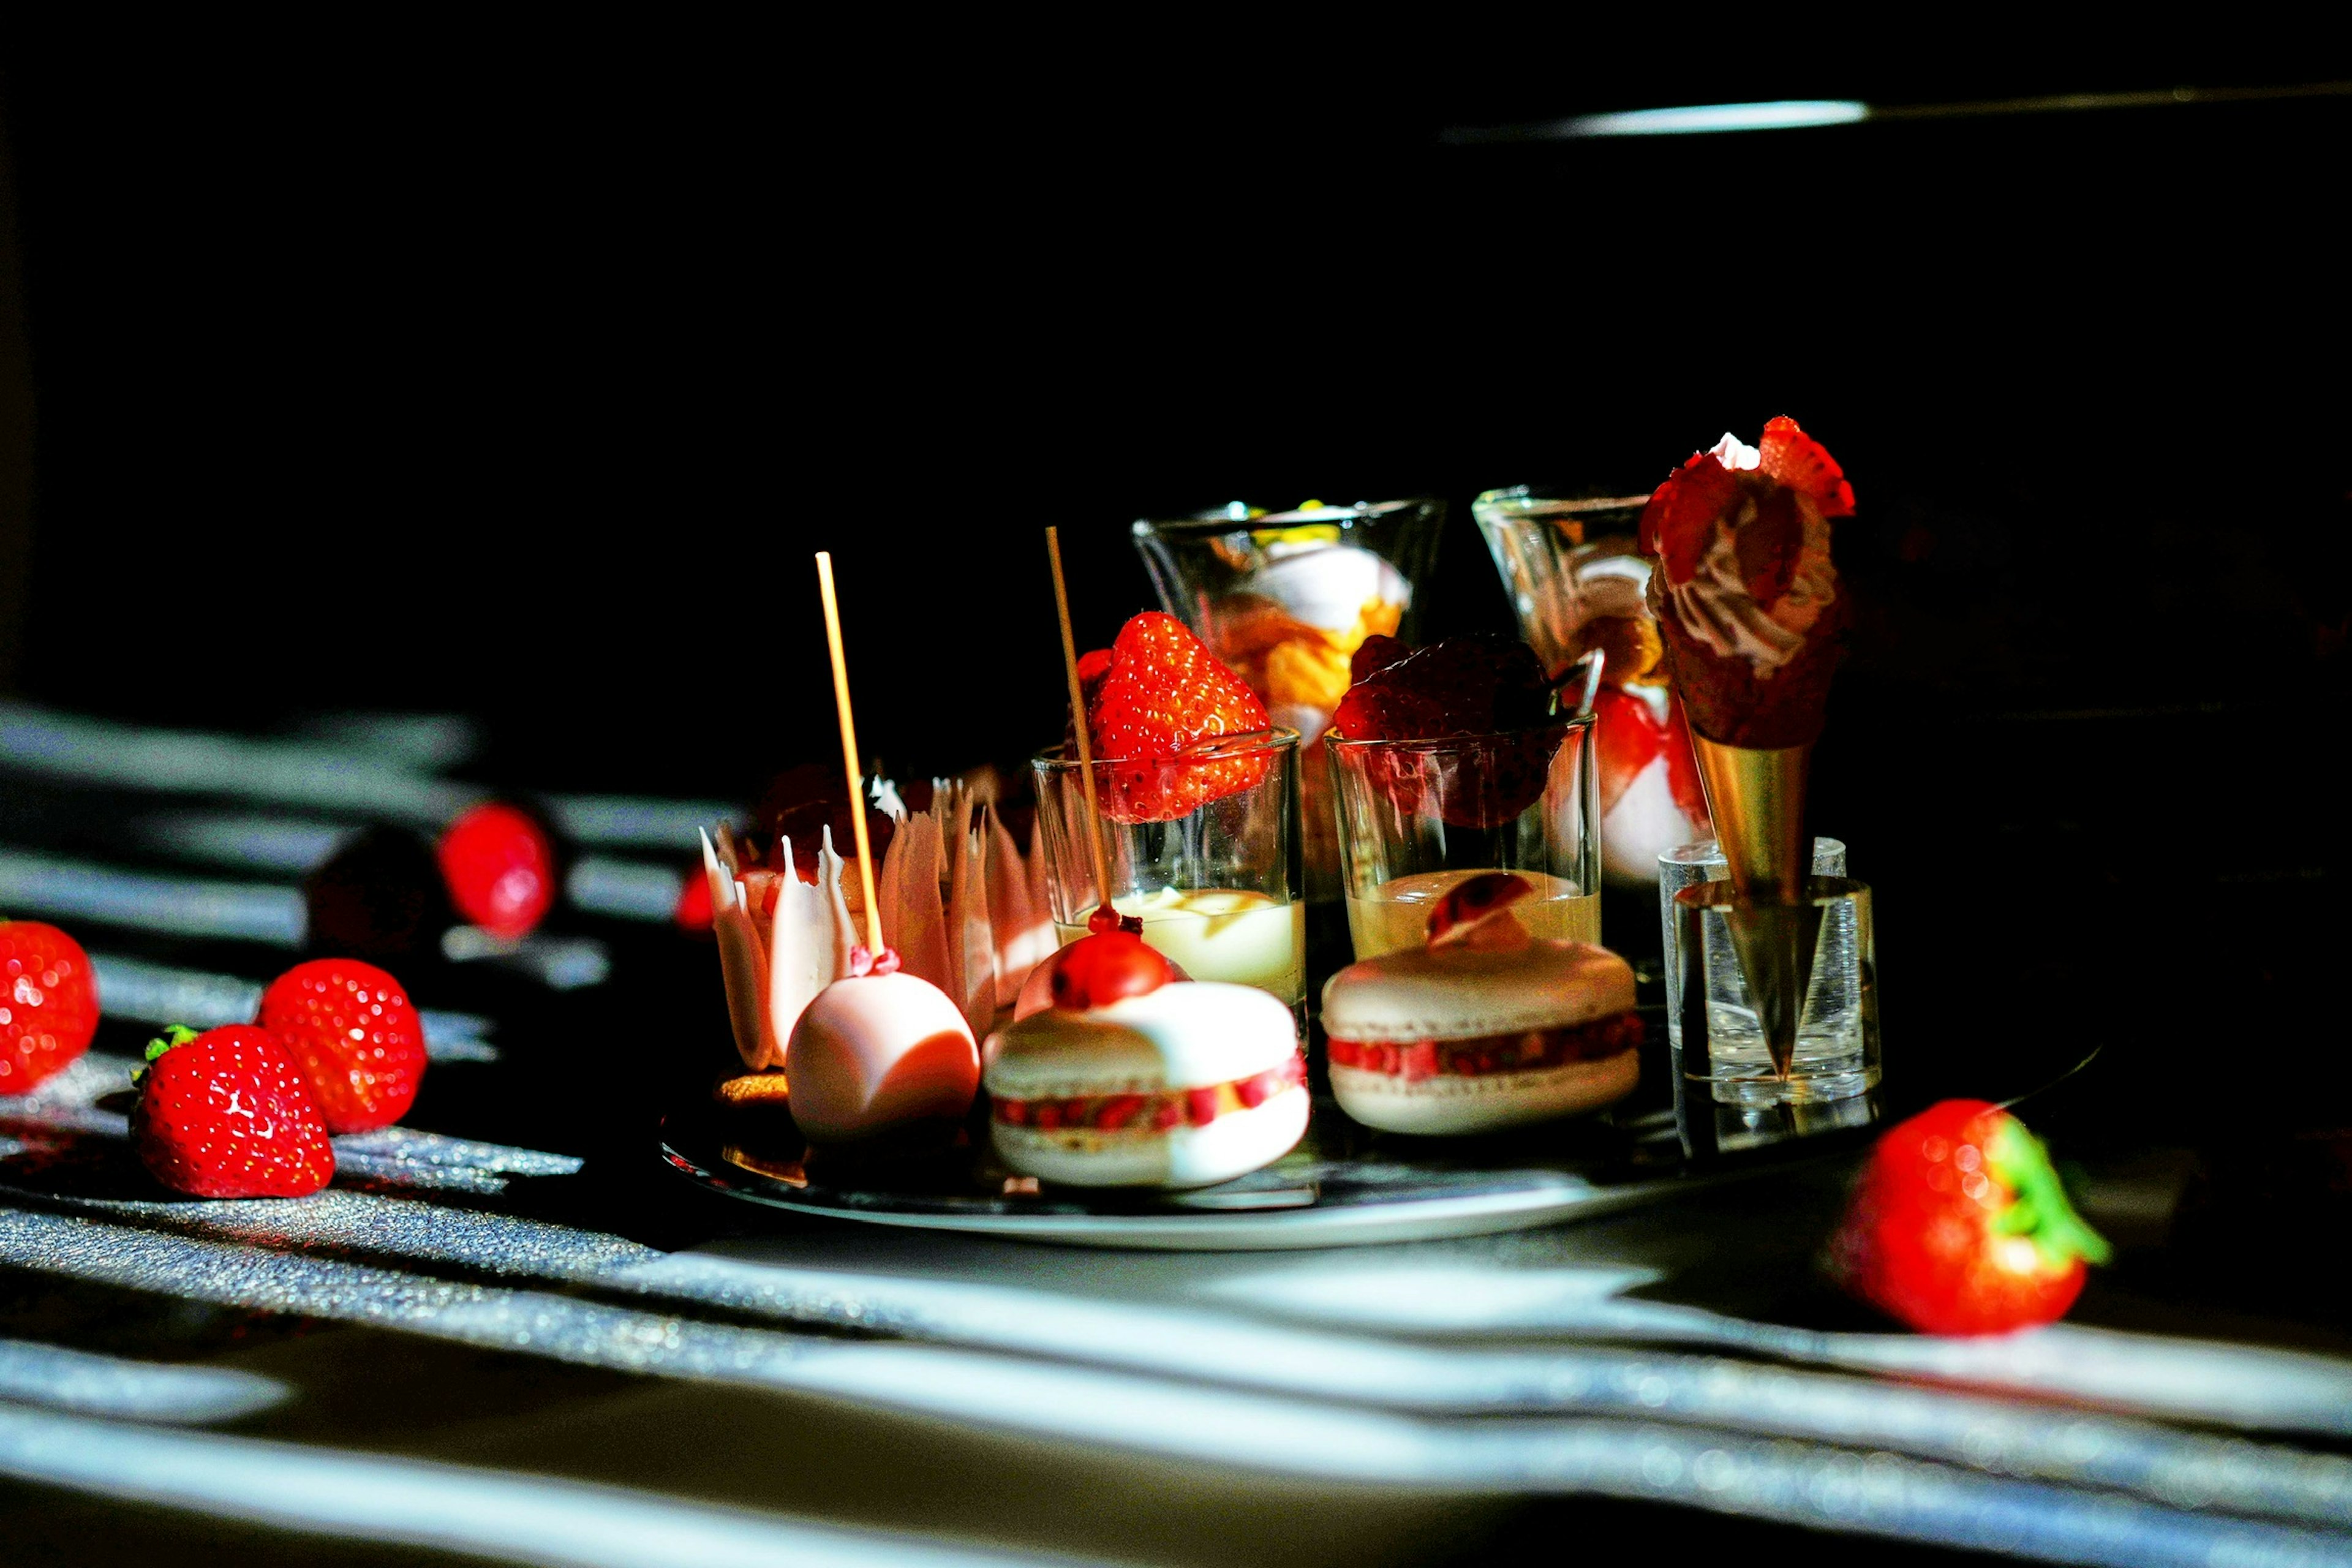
1329 634 1551 742
1828 1099 2110 1336
134 1024 335 1198
0 919 100 1096
438 802 555 941
1048 929 1177 1011
257 957 427 1134
1082 611 1274 823
1425 871 1535 951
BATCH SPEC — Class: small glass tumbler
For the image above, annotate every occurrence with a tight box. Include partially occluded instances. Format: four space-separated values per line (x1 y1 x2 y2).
1670 875 1881 1159
1132 499 1446 904
1326 715 1599 960
1659 837 1846 1050
1031 729 1305 1012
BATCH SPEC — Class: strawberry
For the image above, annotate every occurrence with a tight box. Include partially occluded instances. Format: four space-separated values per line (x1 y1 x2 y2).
1047 929 1177 1010
1758 414 1856 518
1084 612 1273 823
1328 636 1559 829
0 921 102 1096
1591 684 1667 816
438 802 556 941
134 1025 335 1198
256 958 426 1133
1829 1099 2110 1336
674 866 715 932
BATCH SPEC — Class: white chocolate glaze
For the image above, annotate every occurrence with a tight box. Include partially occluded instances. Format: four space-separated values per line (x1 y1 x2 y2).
782 972 979 1144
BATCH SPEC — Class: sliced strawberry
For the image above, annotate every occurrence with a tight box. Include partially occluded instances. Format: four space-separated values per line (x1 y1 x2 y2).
1329 636 1559 829
1591 684 1667 816
1349 633 1412 686
1660 692 1710 823
1087 612 1273 823
1733 484 1807 604
0 921 101 1096
134 1025 334 1198
1638 452 1743 585
1758 414 1856 517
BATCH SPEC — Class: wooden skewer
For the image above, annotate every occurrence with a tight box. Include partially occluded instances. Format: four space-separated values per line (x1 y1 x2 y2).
1046 527 1115 913
815 551 886 956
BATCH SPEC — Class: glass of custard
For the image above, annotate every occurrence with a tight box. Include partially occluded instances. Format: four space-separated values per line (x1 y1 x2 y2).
1031 729 1305 1018
1326 715 1600 962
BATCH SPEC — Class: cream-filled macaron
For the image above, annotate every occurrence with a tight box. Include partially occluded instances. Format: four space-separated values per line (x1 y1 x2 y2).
1321 872 1641 1136
984 930 1305 1188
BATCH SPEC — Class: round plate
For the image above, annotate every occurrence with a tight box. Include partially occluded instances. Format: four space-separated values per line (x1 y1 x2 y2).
658 1010 2098 1251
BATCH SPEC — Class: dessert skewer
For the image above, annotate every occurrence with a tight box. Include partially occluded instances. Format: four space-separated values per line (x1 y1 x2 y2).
1045 526 1117 916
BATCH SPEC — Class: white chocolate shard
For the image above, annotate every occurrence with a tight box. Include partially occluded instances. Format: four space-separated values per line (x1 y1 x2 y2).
987 807 1054 1009
705 827 775 1070
764 830 860 1061
880 808 952 996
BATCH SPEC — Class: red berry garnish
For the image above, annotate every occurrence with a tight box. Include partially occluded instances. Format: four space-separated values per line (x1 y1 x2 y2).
438 802 555 941
1047 930 1176 1011
0 921 101 1096
1084 612 1273 824
257 958 426 1133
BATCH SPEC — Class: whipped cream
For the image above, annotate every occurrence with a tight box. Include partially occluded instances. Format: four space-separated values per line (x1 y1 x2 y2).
1648 480 1836 676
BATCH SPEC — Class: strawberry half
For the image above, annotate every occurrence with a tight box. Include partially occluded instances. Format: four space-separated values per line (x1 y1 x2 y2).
0 920 101 1096
1829 1099 2110 1336
1758 414 1856 518
1084 612 1273 824
134 1025 335 1198
256 958 427 1133
1328 636 1559 829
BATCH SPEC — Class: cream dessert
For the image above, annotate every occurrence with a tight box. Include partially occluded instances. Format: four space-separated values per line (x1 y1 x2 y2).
1321 872 1640 1136
1050 886 1303 1004
784 946 980 1144
985 929 1305 1187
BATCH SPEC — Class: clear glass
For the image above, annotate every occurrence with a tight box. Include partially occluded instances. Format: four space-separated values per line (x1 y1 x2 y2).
1474 486 1709 886
1658 836 1847 1051
1131 499 1446 903
1671 876 1879 1140
1325 715 1599 960
1031 729 1305 1010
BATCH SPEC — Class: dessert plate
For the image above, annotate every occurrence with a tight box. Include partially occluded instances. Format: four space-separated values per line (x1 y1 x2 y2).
660 1011 2101 1251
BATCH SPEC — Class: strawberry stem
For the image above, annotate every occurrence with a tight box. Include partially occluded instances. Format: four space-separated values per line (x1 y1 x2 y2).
1988 1118 2113 1270
143 1024 200 1063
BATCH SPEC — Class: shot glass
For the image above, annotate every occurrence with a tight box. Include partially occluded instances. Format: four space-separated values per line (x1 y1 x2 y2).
1132 499 1446 904
1659 836 1846 1050
1031 729 1305 1011
1325 715 1599 960
1670 873 1881 1159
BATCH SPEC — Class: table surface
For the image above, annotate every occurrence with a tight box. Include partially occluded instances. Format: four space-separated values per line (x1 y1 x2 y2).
5 699 2351 1568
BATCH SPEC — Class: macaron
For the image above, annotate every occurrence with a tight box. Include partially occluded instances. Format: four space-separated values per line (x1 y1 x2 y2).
1319 872 1642 1136
984 930 1305 1188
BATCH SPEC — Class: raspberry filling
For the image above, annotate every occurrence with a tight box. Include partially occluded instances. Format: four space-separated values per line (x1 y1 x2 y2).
1329 1011 1642 1083
995 1054 1305 1133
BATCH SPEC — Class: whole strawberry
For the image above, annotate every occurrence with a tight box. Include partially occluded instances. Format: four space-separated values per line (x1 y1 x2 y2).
257 959 426 1133
134 1025 335 1197
1084 612 1273 823
0 920 102 1096
439 802 556 940
1829 1099 2109 1336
